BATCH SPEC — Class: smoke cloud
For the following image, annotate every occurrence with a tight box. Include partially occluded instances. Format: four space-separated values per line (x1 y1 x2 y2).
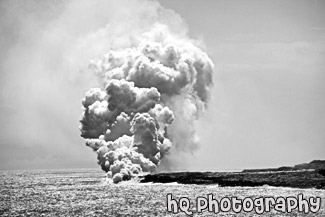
80 23 214 183
0 0 213 173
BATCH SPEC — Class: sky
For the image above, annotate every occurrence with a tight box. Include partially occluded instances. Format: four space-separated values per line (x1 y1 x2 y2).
0 0 324 171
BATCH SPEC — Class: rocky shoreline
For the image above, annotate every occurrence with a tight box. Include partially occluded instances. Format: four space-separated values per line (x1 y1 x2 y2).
140 160 325 189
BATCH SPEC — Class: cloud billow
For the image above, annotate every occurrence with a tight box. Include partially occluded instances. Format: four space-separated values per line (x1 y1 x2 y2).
79 20 214 183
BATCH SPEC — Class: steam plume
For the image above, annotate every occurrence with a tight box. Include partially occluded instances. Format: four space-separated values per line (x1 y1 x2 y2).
80 24 214 183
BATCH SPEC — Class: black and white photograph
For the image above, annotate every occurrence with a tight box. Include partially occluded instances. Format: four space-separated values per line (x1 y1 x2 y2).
0 0 324 216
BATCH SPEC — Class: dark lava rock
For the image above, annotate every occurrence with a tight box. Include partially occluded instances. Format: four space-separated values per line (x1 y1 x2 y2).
140 160 325 189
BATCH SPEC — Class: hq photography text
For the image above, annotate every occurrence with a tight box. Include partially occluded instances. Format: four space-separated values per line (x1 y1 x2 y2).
166 193 321 215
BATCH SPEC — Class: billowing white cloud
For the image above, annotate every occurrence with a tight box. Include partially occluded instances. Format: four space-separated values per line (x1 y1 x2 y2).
80 25 214 183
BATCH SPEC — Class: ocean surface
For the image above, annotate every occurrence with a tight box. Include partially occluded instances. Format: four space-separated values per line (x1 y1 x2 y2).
1 169 324 216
